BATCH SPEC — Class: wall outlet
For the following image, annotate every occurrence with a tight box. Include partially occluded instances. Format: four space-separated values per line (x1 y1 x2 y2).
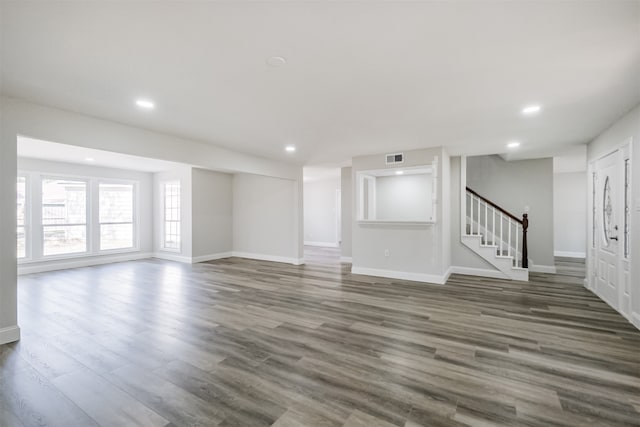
384 249 390 257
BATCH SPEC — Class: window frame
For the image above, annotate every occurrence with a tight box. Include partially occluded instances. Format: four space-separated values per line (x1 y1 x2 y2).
98 179 139 253
161 180 181 253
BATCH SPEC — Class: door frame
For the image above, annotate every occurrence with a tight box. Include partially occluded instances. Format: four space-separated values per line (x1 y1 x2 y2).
587 137 633 320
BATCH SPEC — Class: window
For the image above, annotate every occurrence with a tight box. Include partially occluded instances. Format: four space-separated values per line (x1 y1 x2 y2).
42 178 87 256
100 183 134 251
163 182 181 250
17 176 27 259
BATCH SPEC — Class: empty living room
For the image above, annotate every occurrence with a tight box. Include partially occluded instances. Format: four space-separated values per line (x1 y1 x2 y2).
1 1 639 426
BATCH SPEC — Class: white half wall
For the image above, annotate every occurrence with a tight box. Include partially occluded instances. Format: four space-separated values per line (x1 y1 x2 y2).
233 173 303 264
192 168 233 259
352 147 450 282
554 171 587 258
304 176 340 247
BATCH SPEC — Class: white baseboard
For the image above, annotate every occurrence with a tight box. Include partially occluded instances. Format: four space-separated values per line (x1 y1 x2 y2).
231 251 305 265
339 256 353 263
449 266 507 280
529 264 557 274
304 241 339 248
152 252 192 264
19 252 153 275
191 252 232 263
554 251 586 258
351 266 448 285
0 325 21 345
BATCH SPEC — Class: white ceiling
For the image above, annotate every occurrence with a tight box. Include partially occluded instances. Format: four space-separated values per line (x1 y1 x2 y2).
2 1 639 167
18 136 184 173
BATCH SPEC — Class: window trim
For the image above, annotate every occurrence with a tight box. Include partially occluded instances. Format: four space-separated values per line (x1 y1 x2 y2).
160 180 181 253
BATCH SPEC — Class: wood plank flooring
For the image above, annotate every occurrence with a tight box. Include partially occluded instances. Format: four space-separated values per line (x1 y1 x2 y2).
1 248 638 427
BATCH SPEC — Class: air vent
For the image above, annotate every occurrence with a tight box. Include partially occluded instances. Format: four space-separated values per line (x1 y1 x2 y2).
385 153 404 165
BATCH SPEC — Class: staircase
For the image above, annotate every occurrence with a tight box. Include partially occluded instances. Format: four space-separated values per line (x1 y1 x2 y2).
462 187 529 281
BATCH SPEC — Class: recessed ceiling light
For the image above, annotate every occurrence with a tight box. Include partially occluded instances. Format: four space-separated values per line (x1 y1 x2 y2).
266 56 287 67
85 157 95 162
136 99 155 109
395 170 404 175
507 141 521 149
521 104 541 115
285 145 296 152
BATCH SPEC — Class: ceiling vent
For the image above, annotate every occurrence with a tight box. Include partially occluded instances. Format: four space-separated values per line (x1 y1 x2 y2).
385 153 404 165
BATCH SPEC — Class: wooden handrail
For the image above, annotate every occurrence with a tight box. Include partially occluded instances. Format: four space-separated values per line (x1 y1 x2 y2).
466 187 522 224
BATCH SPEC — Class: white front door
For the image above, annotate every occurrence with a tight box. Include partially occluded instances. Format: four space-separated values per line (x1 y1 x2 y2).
594 150 621 309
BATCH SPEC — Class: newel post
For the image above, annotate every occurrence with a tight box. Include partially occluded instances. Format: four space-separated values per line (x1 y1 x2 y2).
522 213 529 268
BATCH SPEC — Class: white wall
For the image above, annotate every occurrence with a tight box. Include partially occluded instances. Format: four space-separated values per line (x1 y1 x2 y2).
233 173 303 264
303 177 340 247
351 147 450 283
341 167 352 260
376 174 432 221
153 166 193 261
587 104 640 329
467 155 555 270
554 172 587 258
16 157 154 274
192 168 233 260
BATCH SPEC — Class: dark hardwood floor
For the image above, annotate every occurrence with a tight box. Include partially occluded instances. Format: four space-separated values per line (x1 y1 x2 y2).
1 248 639 427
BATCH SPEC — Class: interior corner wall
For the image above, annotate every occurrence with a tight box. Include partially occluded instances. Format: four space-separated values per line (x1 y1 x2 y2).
587 104 640 328
351 147 448 283
303 177 340 247
340 167 353 259
153 166 193 260
450 156 498 272
553 171 587 257
192 168 233 259
467 155 555 269
0 102 20 344
232 173 301 263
